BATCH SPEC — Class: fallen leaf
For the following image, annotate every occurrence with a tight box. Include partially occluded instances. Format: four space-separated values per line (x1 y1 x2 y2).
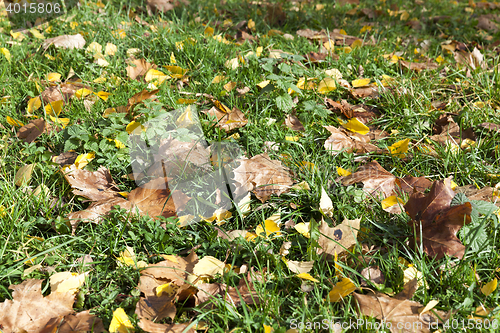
319 187 334 217
256 219 281 238
352 78 371 88
399 59 439 72
285 113 305 131
296 273 319 282
318 218 361 256
318 77 336 93
342 161 397 199
360 266 385 286
193 256 226 278
109 308 135 333
42 33 86 49
481 278 497 296
341 117 370 135
232 153 293 202
324 126 379 154
17 119 46 143
49 271 88 294
126 58 157 80
14 164 35 187
388 138 410 158
328 277 356 302
284 259 314 274
204 106 248 131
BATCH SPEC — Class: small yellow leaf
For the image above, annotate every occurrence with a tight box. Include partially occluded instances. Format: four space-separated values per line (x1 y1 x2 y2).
10 31 25 41
70 21 79 29
461 138 476 149
94 77 107 83
50 271 88 294
203 208 232 224
450 180 458 190
352 78 371 88
44 100 64 116
29 29 44 39
337 167 351 176
351 39 363 48
360 25 372 34
341 118 369 135
176 98 197 105
15 164 35 187
47 72 61 82
117 246 147 268
328 277 356 302
164 65 188 76
96 91 111 101
75 88 93 99
6 116 24 127
257 80 270 89
145 69 169 85
323 40 335 51
256 46 263 57
419 300 439 315
204 26 214 36
156 283 179 297
49 116 70 128
109 308 135 333
256 220 281 238
294 222 310 238
400 10 409 21
248 19 256 30
285 136 300 142
27 96 42 113
105 43 117 56
403 265 425 289
381 196 405 209
388 138 410 158
1 48 11 62
0 205 8 217
317 77 336 94
170 52 176 64
126 121 144 134
297 273 319 282
74 152 95 169
481 278 497 297
224 81 237 92
225 57 239 70
112 29 126 39
436 55 444 64
212 75 226 84
193 256 226 277
263 325 274 333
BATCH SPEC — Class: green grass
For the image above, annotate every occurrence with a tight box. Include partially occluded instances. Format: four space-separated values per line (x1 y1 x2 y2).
1 0 500 332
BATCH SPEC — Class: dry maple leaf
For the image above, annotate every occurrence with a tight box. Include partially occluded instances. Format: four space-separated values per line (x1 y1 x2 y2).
126 58 157 80
0 279 103 333
62 165 121 201
354 279 450 333
42 34 85 50
126 88 159 114
41 81 90 104
341 161 397 199
203 106 248 132
404 179 473 259
395 176 433 195
17 118 46 143
455 185 500 206
454 47 487 70
232 153 293 203
140 252 199 291
317 218 361 256
196 274 260 309
324 126 380 154
41 311 105 333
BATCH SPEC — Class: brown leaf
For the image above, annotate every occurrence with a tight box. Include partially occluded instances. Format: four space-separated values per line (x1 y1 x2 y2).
296 28 328 41
127 88 159 107
399 60 439 72
146 0 177 14
306 52 330 63
350 86 379 99
62 165 121 201
17 118 46 143
41 82 90 104
232 153 293 202
67 197 131 232
405 179 473 259
196 275 260 309
140 251 199 288
0 279 80 333
360 266 385 286
354 288 449 333
138 319 195 333
396 176 433 195
317 218 361 256
454 47 487 70
477 15 499 32
285 113 305 131
455 185 500 207
324 126 380 154
41 311 104 333
325 99 354 118
204 106 248 132
342 161 397 199
135 294 177 322
126 58 157 80
42 34 85 50
265 2 286 26
52 151 78 166
478 122 500 134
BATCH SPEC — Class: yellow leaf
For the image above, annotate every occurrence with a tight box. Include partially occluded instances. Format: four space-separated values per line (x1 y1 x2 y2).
45 54 56 60
351 40 362 48
317 77 336 94
94 77 107 83
47 72 61 82
319 187 333 217
400 10 409 20
360 25 372 33
170 52 176 64
418 300 439 315
380 74 396 87
15 164 35 187
388 138 410 158
49 116 70 128
1 48 11 62
224 81 237 92
6 116 24 127
323 40 335 51
248 19 256 30
156 283 179 297
285 136 300 142
263 325 274 333
193 256 226 277
96 91 111 101
403 265 425 289
225 57 239 70
294 222 310 238
29 29 44 39
50 271 88 294
70 21 79 29
176 98 197 105
44 100 64 116
481 278 497 297
337 167 351 176
352 78 371 88
257 80 270 89
212 75 226 84
450 180 458 190
256 219 281 238
74 152 95 169
339 29 347 35
436 55 444 64
461 138 476 149
145 69 169 85
203 208 232 224
341 118 369 135
164 65 188 76
75 88 93 99
27 96 42 113
10 31 25 41
256 46 263 57
297 273 319 282
105 43 117 56
126 121 144 134
117 246 147 268
0 205 6 217
204 26 214 36
381 196 405 209
113 29 126 39
328 277 356 302
109 308 135 333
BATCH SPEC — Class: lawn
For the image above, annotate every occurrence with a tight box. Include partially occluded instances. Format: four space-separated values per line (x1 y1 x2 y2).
1 0 500 332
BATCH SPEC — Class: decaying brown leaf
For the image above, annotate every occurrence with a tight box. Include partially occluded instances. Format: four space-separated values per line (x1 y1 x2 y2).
354 279 449 333
399 59 439 72
41 81 90 104
285 113 305 131
138 319 195 333
62 165 121 201
317 218 361 256
455 185 500 207
430 114 475 148
126 58 157 80
232 153 293 202
360 266 385 286
342 161 397 199
0 279 103 333
17 119 46 143
204 106 248 132
454 47 487 70
395 176 433 195
404 179 472 259
52 151 78 167
324 126 380 154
